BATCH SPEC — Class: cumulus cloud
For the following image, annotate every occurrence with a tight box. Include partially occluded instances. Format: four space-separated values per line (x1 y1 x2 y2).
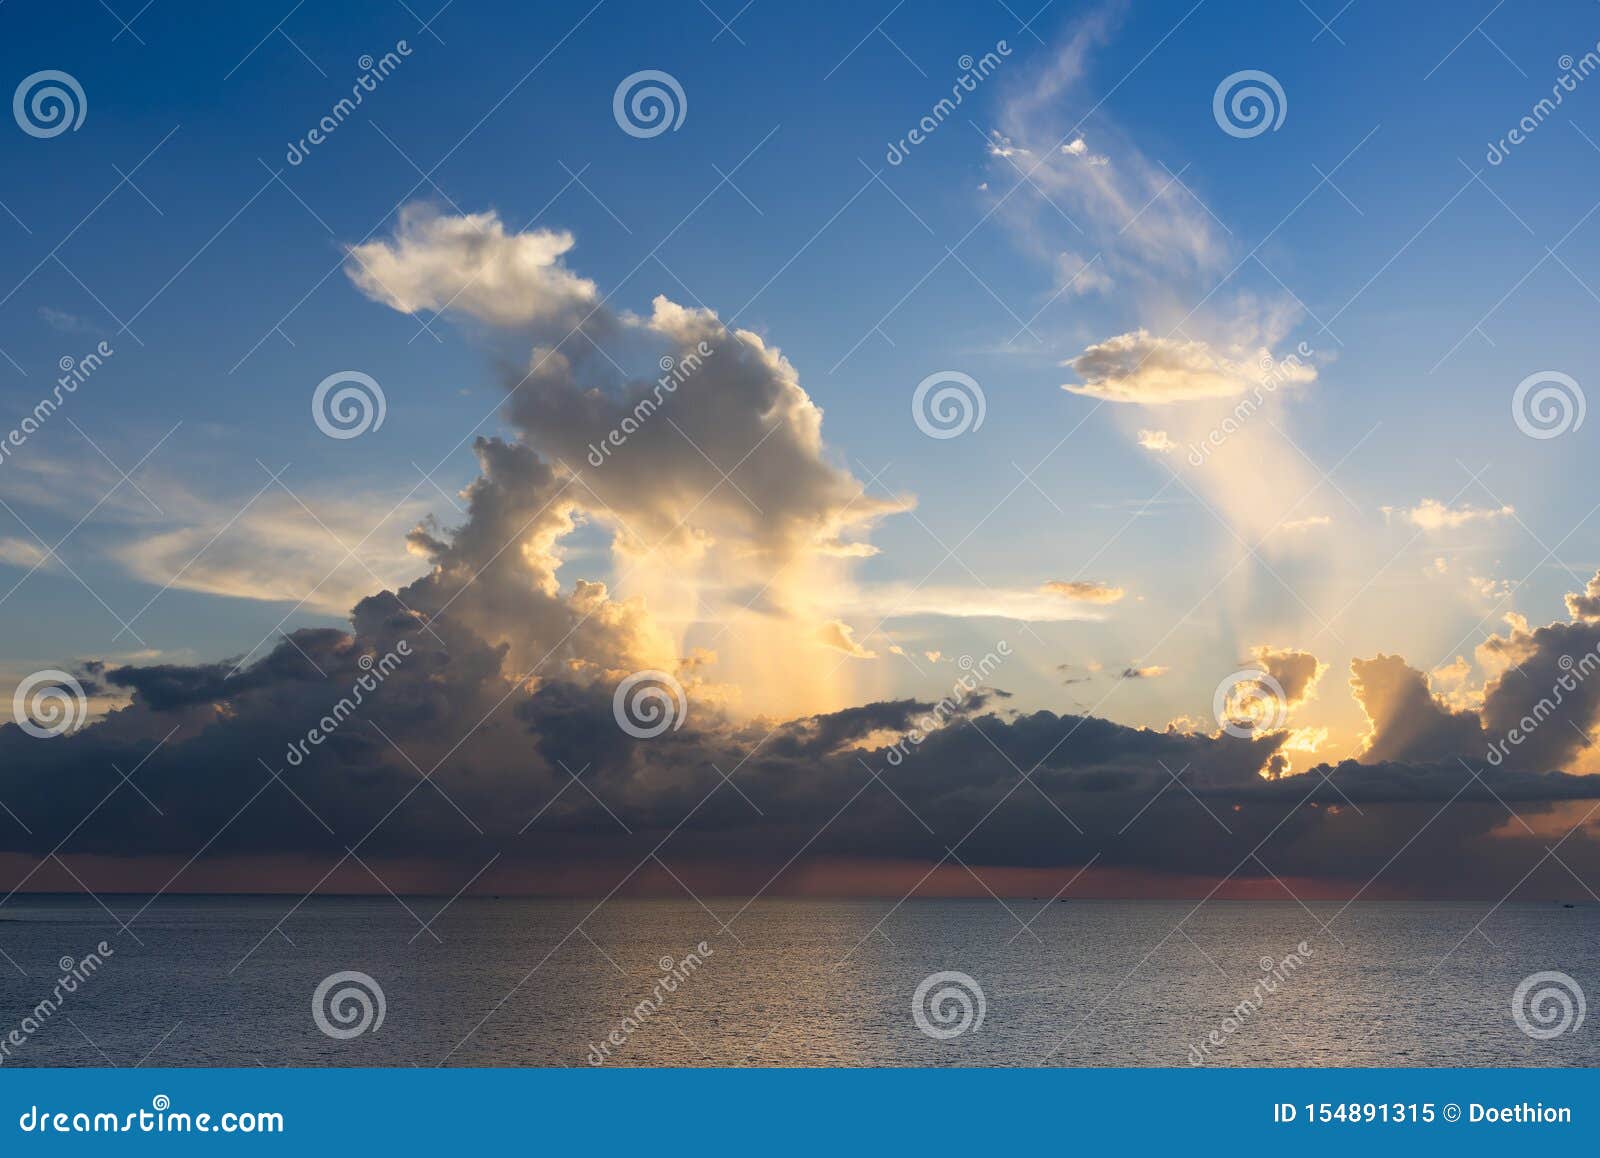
1383 499 1514 531
1136 429 1174 453
1567 568 1600 621
344 204 598 327
1248 645 1326 707
1042 579 1125 604
1063 330 1316 404
818 621 877 659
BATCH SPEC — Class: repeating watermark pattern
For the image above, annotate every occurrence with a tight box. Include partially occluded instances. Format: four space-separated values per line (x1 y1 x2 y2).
0 942 114 1064
1511 370 1584 440
587 341 715 467
284 642 412 767
612 70 686 138
885 41 1012 165
912 370 986 439
884 642 1011 766
1511 970 1586 1040
312 370 386 439
1212 668 1288 738
1212 69 1287 138
1186 942 1314 1064
1486 646 1600 766
1186 342 1313 465
0 341 114 469
11 669 88 739
1486 47 1600 165
286 41 413 166
587 943 714 1064
912 970 986 1040
13 70 86 138
312 970 386 1040
612 670 687 738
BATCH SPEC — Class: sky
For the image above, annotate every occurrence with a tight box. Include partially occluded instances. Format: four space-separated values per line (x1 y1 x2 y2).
4 0 1600 897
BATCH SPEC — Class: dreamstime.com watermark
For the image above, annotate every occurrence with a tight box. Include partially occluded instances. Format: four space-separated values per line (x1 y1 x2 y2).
912 970 986 1040
587 341 715 467
612 669 688 739
0 341 113 468
1186 342 1313 466
1186 941 1314 1064
312 970 386 1040
286 41 413 165
1511 970 1585 1040
883 642 1011 766
13 70 86 138
1486 645 1600 766
17 1096 283 1134
911 370 986 439
284 641 411 766
0 942 114 1065
1486 47 1600 165
885 42 1012 165
586 942 714 1064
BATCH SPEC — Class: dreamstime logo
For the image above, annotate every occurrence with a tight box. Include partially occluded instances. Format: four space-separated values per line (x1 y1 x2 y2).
0 340 114 470
884 41 1012 165
311 970 385 1040
1212 70 1286 138
1187 942 1313 1064
587 942 714 1065
285 40 413 165
1212 669 1288 738
0 940 114 1065
12 669 87 738
612 669 687 738
1512 370 1584 439
912 970 986 1040
13 70 86 138
1511 970 1585 1040
912 371 985 439
613 70 686 138
587 340 715 467
1486 646 1600 766
882 641 1011 767
312 370 386 439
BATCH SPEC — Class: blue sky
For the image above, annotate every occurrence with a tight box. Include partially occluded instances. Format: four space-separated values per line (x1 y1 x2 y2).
6 0 1600 766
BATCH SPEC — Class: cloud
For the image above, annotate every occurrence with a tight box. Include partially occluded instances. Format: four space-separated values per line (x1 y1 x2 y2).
1120 665 1167 679
112 489 431 617
1352 654 1487 763
1277 515 1332 533
346 208 912 715
845 583 1111 622
344 204 599 327
818 621 877 659
1136 429 1174 453
1383 499 1514 531
1063 330 1316 404
0 537 49 570
1042 579 1125 604
1567 568 1600 622
1248 645 1326 707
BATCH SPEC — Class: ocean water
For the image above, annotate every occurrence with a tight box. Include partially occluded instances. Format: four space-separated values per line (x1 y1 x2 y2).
0 897 1595 1067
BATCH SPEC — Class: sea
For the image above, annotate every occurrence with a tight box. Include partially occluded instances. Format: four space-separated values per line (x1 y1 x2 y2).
0 897 1594 1067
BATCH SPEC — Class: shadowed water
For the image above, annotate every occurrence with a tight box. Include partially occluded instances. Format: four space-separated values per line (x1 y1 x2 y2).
0 897 1595 1067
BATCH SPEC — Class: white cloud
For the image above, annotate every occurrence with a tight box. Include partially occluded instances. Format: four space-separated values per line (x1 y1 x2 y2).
1383 499 1514 531
1064 330 1315 404
345 204 598 327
